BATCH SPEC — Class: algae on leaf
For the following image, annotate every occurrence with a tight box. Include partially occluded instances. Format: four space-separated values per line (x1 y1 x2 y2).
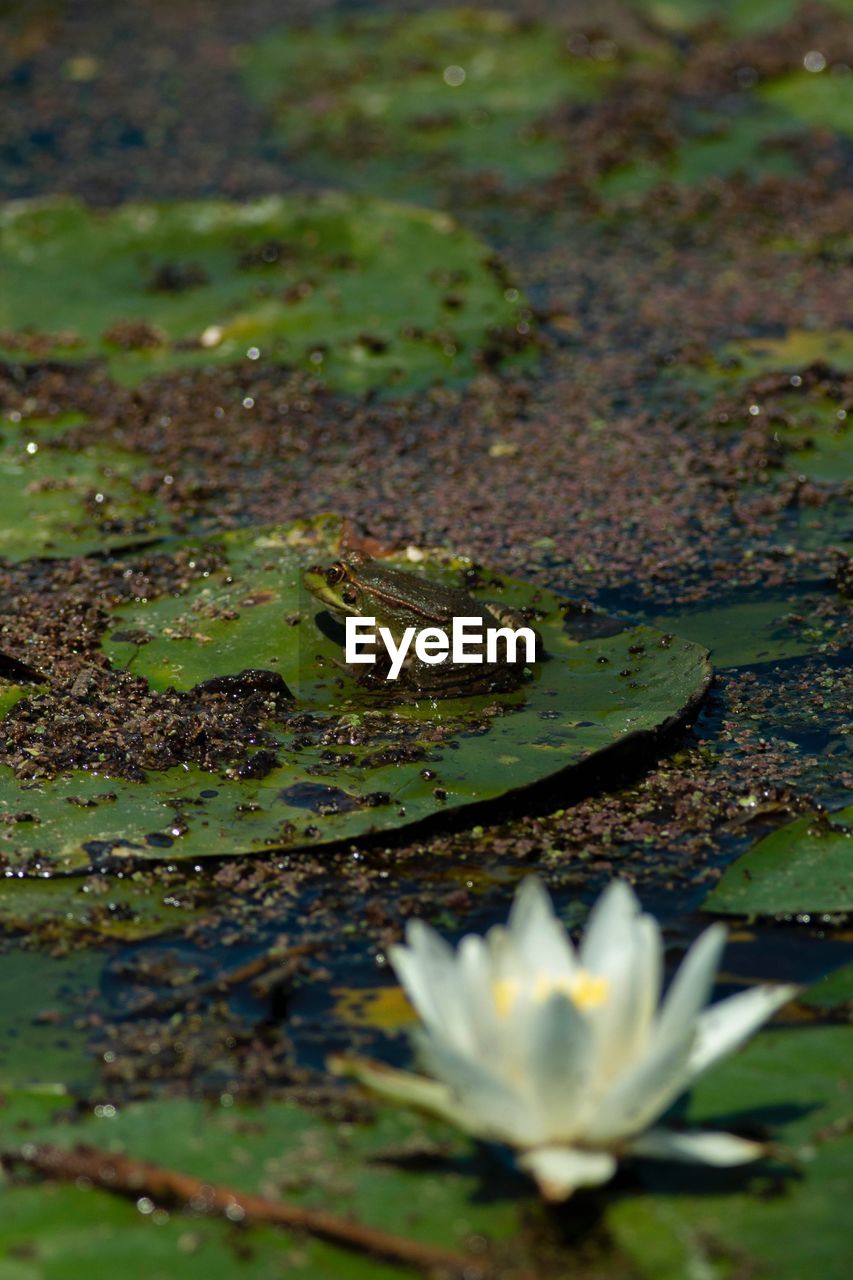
703 806 853 916
0 516 710 871
0 194 535 391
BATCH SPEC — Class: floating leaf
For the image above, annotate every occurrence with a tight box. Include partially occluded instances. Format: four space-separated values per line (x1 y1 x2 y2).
0 413 170 560
703 806 853 916
0 516 709 870
627 0 846 36
647 590 835 669
0 870 200 943
0 194 534 391
240 8 619 196
663 329 852 483
606 1025 853 1280
599 70 853 202
0 1091 532 1279
800 962 853 1012
0 948 104 1089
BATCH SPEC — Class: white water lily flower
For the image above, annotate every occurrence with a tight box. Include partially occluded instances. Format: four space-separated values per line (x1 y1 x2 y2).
335 878 798 1200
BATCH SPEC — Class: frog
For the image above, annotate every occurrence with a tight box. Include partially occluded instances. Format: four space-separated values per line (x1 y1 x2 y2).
303 552 541 696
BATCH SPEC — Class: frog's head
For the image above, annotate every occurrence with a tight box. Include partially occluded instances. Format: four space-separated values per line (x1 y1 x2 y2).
304 551 450 635
303 552 376 622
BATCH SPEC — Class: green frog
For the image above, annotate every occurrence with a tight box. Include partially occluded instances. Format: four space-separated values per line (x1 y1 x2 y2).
303 552 540 696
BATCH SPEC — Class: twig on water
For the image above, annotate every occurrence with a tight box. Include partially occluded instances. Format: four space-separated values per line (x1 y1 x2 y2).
2 1141 499 1279
114 941 321 1022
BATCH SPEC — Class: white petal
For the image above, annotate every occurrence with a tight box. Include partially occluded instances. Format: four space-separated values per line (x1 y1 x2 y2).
456 934 515 1059
390 922 473 1053
507 876 578 978
628 1126 766 1166
579 880 642 972
582 1023 693 1144
653 923 727 1054
688 983 799 1079
328 1055 470 1129
588 912 663 1081
524 993 595 1141
413 1029 533 1144
517 1145 617 1201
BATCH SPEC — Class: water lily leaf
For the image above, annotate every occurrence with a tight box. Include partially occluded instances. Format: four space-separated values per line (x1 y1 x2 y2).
627 0 849 35
599 112 798 201
703 806 853 916
0 1091 532 1279
0 194 532 391
663 329 852 483
0 870 200 944
0 413 170 560
647 590 835 669
0 517 710 870
607 1025 853 1280
800 962 853 1012
0 948 104 1089
240 8 619 196
0 194 534 392
598 69 853 202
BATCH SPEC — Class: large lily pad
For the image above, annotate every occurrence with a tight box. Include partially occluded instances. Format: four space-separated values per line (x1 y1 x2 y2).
240 8 622 197
703 806 853 916
606 1025 853 1280
0 195 534 391
0 517 710 871
0 413 170 560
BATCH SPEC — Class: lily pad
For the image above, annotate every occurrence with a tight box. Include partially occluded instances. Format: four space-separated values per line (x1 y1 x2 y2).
606 1025 853 1280
703 806 853 916
0 1091 533 1279
0 516 710 871
800 961 853 1012
628 0 852 35
240 8 619 197
0 948 105 1089
598 70 853 202
647 590 836 669
758 394 850 484
0 413 170 560
665 330 852 483
0 870 200 944
0 195 534 391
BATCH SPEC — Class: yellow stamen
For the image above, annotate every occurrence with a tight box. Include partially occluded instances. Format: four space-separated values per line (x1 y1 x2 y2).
492 970 609 1018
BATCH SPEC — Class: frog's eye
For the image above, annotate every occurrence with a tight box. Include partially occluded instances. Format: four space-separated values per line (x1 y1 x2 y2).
325 563 345 586
342 586 358 606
